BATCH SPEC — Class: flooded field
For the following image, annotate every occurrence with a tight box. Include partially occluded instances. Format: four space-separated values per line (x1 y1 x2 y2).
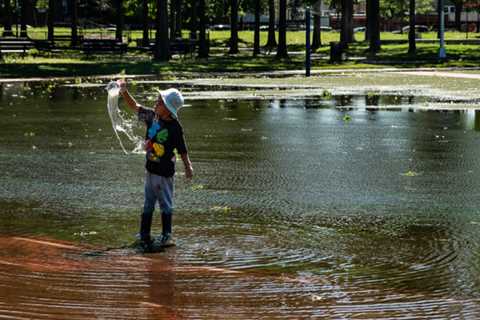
1 75 480 319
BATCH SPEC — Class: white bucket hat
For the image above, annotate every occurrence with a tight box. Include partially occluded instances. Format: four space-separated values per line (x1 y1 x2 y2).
157 88 184 119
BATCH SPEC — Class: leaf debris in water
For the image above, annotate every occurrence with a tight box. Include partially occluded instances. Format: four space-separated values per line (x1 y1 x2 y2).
402 170 419 177
191 184 204 191
74 231 98 236
210 206 231 213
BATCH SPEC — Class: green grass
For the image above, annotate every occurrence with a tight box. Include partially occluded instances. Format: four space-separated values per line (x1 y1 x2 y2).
3 25 479 42
2 26 480 78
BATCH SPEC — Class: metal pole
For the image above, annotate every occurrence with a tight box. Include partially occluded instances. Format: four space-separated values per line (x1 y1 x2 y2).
439 0 446 59
306 7 311 77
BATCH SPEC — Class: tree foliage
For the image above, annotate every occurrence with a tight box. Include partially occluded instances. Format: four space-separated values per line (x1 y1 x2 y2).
380 0 433 20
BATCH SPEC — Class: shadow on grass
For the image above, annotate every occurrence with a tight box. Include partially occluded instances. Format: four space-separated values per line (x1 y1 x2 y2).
2 43 480 78
0 54 307 78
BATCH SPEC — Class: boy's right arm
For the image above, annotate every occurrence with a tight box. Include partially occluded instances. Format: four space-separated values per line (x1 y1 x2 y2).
118 80 140 113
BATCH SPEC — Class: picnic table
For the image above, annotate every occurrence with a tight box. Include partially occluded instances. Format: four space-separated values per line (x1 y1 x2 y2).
81 39 127 55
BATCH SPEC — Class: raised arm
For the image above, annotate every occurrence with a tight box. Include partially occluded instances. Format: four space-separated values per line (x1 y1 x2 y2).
117 79 140 113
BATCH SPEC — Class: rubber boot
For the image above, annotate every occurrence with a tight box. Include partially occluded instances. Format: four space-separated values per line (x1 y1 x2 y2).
140 211 153 251
160 212 175 247
161 212 172 236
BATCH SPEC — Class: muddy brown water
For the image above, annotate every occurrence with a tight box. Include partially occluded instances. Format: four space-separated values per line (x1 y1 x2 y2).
1 82 480 319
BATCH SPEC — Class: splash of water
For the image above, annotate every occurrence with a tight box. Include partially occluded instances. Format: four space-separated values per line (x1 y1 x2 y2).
106 81 144 155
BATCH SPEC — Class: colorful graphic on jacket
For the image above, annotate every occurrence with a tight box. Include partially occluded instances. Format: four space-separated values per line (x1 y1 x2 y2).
146 120 169 162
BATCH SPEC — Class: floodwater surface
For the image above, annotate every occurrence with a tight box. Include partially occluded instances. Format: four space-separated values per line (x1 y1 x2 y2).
1 81 480 319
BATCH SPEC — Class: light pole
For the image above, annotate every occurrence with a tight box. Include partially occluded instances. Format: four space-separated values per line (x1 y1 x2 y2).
439 0 446 59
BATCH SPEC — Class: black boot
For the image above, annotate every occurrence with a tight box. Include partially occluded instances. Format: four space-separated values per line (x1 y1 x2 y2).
161 212 172 236
139 211 153 252
160 212 175 247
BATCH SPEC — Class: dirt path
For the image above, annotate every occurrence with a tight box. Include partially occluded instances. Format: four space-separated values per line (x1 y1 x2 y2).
398 71 480 79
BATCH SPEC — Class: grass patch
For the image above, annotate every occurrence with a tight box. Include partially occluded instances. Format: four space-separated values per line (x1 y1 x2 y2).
2 27 480 78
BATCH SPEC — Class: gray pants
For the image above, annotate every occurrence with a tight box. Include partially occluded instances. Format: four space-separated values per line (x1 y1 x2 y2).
140 171 174 241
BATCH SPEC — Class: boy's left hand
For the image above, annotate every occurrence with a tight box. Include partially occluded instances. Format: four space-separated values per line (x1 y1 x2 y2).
185 165 193 179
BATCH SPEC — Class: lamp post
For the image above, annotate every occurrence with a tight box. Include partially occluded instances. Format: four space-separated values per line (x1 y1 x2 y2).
439 0 446 59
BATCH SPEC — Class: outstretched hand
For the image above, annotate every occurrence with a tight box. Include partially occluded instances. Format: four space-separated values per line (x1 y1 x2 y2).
117 79 127 93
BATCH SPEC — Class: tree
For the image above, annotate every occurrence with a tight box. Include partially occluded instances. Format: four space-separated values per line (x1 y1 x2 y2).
115 0 124 42
408 0 416 54
276 0 288 58
229 0 240 54
154 0 170 61
71 0 78 46
265 0 277 49
451 0 464 31
311 0 322 49
380 0 432 32
366 0 380 53
3 0 14 36
340 0 353 44
169 0 183 39
21 0 29 37
189 0 198 39
175 0 183 38
142 0 149 46
47 0 55 41
253 0 261 55
198 0 209 58
169 0 175 39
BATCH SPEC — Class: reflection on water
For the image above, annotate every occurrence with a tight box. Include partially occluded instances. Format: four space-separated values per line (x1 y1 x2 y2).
1 82 480 318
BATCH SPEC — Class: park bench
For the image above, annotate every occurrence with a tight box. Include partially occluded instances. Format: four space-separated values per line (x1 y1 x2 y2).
81 39 127 55
0 37 35 54
52 35 84 45
135 38 198 57
170 38 197 56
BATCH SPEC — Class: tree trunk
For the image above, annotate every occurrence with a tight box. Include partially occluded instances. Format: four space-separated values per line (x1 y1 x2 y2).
198 0 209 58
190 0 198 39
169 0 175 39
21 0 28 37
253 0 261 55
154 0 170 61
312 1 322 49
175 0 183 38
3 0 14 36
229 0 239 54
408 0 416 55
340 0 354 44
265 0 277 49
454 2 463 31
47 0 55 41
142 0 149 46
276 0 288 58
366 0 372 41
71 0 78 46
346 0 353 42
115 0 124 42
367 0 380 53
